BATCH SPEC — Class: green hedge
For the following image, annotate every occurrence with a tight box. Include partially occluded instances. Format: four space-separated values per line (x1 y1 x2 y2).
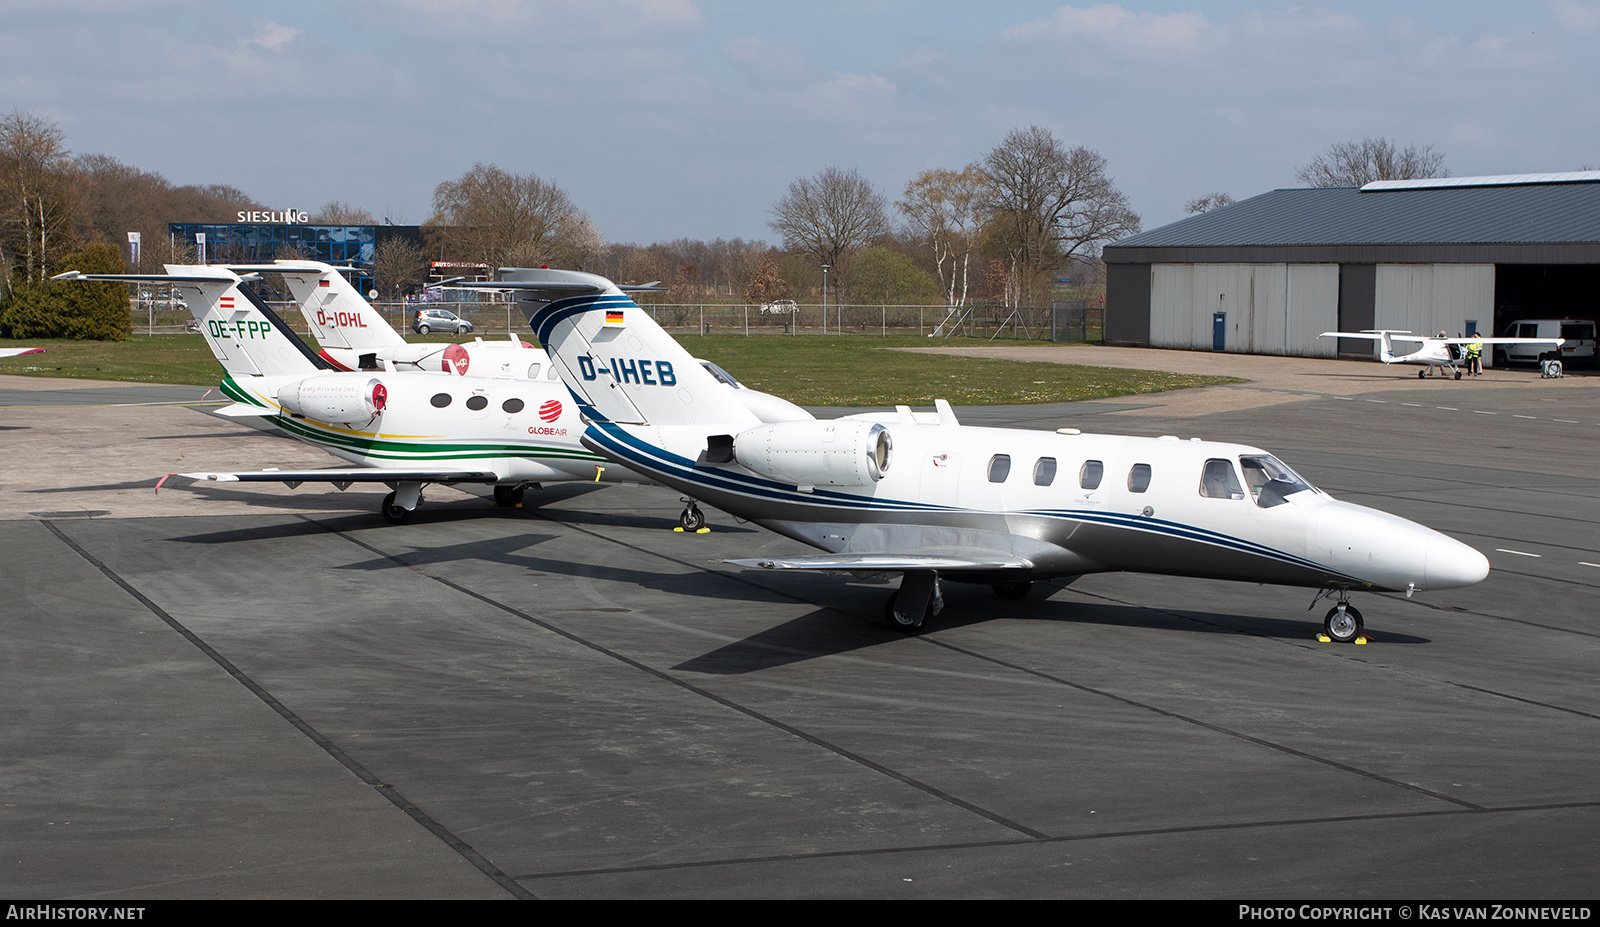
1 242 131 341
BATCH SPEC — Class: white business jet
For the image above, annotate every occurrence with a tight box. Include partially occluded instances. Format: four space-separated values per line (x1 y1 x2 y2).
497 267 1487 642
53 265 653 523
1318 330 1563 379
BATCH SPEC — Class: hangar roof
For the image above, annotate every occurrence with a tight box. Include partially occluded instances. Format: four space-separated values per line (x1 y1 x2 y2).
1104 177 1600 265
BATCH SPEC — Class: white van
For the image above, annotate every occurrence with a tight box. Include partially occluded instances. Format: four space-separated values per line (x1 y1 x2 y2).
1495 319 1596 367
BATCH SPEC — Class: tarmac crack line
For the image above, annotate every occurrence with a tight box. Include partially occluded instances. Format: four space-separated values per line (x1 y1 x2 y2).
307 516 1051 843
922 596 1487 811
514 799 1600 882
39 518 538 901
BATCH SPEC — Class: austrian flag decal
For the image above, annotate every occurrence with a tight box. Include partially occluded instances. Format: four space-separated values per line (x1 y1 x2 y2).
538 399 562 423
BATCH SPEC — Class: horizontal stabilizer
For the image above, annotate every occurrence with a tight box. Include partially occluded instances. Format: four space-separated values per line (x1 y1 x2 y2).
210 402 274 418
726 552 1033 572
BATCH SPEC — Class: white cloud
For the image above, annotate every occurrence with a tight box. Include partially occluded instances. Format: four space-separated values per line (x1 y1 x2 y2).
1551 0 1600 32
244 18 303 51
370 0 703 41
721 36 807 87
799 72 899 124
1002 4 1221 58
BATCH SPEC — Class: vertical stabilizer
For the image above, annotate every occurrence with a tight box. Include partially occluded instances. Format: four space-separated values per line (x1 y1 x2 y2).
165 265 334 378
510 268 759 430
271 262 408 352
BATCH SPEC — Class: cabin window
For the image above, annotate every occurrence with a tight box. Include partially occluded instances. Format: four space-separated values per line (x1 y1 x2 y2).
527 363 540 379
1199 459 1245 500
465 395 489 411
1239 455 1315 508
988 454 1012 483
430 392 452 408
1127 463 1152 493
1079 459 1104 490
502 398 525 414
547 366 560 380
1033 457 1057 486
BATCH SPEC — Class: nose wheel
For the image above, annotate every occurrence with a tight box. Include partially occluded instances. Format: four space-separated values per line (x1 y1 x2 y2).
679 499 706 531
1323 602 1364 643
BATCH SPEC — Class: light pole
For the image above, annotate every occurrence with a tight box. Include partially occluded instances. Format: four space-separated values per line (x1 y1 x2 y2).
821 264 830 335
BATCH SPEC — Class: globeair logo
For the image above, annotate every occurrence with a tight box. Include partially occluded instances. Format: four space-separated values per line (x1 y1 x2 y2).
236 209 311 224
538 400 562 423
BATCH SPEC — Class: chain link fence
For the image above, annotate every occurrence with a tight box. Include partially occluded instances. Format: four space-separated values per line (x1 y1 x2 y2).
130 298 1105 343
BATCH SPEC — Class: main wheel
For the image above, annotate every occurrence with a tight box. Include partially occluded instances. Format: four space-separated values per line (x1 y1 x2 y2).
1417 369 1425 378
493 484 525 507
381 491 412 525
1454 370 1462 380
992 581 1032 600
1323 604 1364 643
680 506 706 531
417 324 431 334
883 591 927 633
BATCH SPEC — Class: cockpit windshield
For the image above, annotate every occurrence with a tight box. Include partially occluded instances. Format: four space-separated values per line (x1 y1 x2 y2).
1238 455 1316 508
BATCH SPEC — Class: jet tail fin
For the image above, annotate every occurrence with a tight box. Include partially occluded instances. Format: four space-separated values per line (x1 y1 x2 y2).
161 266 334 378
266 262 409 352
509 268 758 429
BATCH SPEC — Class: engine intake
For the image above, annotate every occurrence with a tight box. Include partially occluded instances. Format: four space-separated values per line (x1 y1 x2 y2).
733 420 892 487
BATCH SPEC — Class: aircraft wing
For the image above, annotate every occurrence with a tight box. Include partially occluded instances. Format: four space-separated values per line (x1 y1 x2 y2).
726 552 1034 572
0 347 44 358
1437 337 1564 346
171 468 501 488
1317 331 1426 342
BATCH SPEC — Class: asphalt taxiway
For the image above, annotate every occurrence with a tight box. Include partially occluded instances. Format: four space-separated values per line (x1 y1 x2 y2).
2 353 1597 898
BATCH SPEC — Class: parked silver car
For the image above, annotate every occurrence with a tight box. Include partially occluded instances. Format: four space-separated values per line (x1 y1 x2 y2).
413 308 474 335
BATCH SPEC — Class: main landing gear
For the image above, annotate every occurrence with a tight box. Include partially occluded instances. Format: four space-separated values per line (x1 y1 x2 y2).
493 483 529 507
884 572 943 633
1312 587 1365 643
381 484 422 525
678 496 706 532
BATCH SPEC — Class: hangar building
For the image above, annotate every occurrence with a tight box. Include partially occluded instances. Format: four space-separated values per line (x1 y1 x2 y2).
1102 172 1600 362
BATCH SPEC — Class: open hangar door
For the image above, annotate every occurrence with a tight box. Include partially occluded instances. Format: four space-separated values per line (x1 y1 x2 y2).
1494 265 1600 367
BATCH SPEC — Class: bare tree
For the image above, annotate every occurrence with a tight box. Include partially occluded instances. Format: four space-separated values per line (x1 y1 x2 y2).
311 200 378 225
0 109 77 287
767 166 888 295
427 163 591 272
898 164 987 309
1296 137 1449 187
1185 192 1235 214
372 237 427 301
981 126 1140 306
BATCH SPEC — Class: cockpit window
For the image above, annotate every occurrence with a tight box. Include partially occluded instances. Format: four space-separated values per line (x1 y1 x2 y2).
1199 459 1245 500
1239 455 1315 508
699 360 742 388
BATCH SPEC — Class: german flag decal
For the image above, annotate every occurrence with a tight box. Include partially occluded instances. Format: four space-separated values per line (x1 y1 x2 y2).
604 309 624 324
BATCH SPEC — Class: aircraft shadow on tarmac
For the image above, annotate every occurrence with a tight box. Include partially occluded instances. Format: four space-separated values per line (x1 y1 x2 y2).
674 582 1432 674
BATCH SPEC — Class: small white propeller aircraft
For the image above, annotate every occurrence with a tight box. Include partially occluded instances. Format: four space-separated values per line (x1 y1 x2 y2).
1318 330 1563 379
0 347 45 358
54 265 657 522
500 267 1488 642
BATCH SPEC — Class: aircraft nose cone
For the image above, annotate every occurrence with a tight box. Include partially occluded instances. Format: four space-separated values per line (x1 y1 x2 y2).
1424 535 1490 590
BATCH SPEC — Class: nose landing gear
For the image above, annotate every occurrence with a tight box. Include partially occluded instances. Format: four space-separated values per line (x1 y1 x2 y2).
1312 587 1365 643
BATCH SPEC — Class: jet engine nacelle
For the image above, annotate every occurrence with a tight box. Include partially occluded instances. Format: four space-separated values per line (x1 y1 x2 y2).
734 420 892 487
278 375 388 424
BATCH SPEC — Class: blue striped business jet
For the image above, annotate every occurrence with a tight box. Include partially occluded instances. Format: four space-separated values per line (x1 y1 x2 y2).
484 267 1489 641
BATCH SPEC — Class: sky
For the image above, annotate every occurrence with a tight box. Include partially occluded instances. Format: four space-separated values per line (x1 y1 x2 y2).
3 1 1597 246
